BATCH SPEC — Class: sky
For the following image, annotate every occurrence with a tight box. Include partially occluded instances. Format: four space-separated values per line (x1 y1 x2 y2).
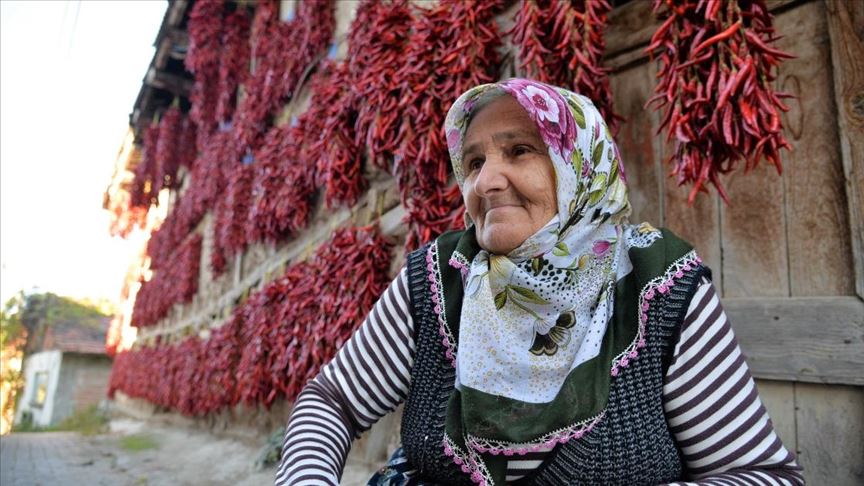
1 1 168 306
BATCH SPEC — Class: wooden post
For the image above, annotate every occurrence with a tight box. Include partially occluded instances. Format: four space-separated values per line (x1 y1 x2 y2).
826 0 864 298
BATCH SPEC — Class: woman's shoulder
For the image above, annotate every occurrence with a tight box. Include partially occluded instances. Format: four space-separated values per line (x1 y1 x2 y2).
624 223 705 285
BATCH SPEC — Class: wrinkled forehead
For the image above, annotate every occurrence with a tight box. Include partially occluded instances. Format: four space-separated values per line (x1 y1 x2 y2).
445 80 575 185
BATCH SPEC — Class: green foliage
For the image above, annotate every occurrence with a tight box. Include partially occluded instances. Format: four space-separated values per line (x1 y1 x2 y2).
254 427 286 470
56 405 109 436
10 405 108 435
2 290 109 354
119 434 159 452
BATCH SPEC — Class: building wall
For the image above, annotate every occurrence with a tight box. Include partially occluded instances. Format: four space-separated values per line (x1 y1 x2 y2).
14 350 62 428
117 0 863 483
52 354 112 425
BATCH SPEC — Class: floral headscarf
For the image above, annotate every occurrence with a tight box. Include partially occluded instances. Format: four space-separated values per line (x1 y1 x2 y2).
439 79 635 485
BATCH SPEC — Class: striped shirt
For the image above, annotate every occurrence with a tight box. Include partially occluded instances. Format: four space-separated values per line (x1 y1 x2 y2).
276 269 804 485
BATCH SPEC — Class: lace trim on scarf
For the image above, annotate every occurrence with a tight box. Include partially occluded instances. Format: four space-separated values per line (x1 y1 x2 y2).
443 433 495 486
611 249 701 377
448 250 471 279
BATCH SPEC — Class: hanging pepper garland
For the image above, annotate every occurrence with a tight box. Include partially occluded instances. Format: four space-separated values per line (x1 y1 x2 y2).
132 234 202 327
211 160 254 277
215 9 251 125
178 116 198 170
510 0 620 133
646 0 794 203
247 124 315 243
153 106 183 195
235 267 297 407
199 314 240 414
233 0 335 150
129 124 160 209
394 0 505 249
114 226 392 414
309 61 367 208
347 0 414 171
267 227 393 403
186 0 224 150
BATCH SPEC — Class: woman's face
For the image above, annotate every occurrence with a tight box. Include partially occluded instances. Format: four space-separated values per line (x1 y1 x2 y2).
461 95 557 255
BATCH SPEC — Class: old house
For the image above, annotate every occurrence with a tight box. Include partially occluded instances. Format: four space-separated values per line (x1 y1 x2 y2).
103 0 863 484
15 316 112 428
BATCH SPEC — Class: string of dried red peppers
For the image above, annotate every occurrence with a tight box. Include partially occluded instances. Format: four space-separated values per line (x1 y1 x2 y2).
215 9 250 125
247 124 314 243
186 0 223 150
347 0 414 171
112 226 392 414
510 0 620 133
132 234 202 328
129 124 159 209
394 0 505 249
308 62 367 208
646 0 793 203
153 106 183 195
233 0 335 150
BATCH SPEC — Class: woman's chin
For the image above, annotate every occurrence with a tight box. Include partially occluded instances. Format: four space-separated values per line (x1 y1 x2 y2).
478 224 528 255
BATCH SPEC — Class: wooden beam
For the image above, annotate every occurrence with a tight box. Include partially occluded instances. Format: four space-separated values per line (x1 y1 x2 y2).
605 0 811 64
725 297 864 385
145 68 193 98
826 0 864 299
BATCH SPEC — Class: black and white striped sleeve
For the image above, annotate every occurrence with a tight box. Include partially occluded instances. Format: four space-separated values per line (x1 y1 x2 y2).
275 268 415 486
664 279 805 485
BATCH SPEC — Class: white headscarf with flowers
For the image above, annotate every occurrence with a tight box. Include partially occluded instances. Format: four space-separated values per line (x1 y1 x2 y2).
444 79 631 403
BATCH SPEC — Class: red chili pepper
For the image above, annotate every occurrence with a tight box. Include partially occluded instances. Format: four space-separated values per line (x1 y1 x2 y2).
647 0 793 203
692 20 741 55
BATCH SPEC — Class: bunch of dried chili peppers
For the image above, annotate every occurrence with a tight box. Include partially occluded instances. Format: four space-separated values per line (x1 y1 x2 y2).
308 62 367 208
215 9 250 125
132 234 202 327
247 125 315 244
129 124 160 209
646 0 793 202
510 0 619 132
153 105 183 195
394 0 505 249
347 0 414 171
186 0 224 149
233 0 334 150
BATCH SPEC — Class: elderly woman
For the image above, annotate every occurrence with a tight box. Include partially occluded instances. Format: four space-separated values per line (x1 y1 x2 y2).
276 79 804 485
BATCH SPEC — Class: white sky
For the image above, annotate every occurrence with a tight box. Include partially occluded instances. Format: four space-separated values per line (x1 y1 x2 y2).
1 1 168 305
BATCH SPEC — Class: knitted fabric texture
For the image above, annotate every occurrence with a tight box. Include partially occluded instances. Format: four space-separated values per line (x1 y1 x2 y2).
401 233 707 484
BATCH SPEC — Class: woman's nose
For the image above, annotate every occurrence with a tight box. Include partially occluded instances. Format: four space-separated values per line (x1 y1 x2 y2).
473 154 508 196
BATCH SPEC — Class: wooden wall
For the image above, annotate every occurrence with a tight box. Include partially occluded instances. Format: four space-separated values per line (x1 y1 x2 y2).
608 0 863 483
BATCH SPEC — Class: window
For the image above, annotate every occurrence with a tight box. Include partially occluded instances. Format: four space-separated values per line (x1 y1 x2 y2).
31 371 48 408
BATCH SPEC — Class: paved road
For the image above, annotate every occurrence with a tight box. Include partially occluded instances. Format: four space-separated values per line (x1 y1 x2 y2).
0 431 137 485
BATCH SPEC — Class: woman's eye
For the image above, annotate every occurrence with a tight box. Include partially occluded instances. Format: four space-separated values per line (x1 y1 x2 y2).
512 145 532 156
467 157 484 171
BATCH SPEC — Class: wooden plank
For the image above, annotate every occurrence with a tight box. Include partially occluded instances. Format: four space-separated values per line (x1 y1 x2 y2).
826 0 864 299
777 2 856 297
720 163 789 297
605 0 807 60
724 297 864 385
795 382 864 485
663 164 722 296
754 379 797 453
610 62 662 225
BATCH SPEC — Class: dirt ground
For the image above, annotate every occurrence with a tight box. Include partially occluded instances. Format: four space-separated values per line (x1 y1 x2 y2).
1 419 275 486
0 417 380 486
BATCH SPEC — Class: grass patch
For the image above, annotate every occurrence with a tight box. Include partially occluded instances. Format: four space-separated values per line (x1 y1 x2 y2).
56 405 108 436
11 405 107 435
119 434 158 452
